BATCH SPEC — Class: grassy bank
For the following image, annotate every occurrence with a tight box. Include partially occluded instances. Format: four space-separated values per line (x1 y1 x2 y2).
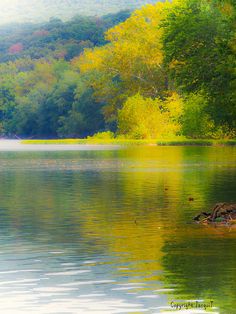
21 138 236 146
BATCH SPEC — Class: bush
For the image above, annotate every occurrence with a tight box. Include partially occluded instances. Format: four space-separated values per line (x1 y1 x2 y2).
117 93 183 139
87 131 115 139
181 92 215 138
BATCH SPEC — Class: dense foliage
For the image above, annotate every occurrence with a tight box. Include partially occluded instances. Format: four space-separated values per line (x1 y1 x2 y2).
162 0 236 135
0 0 235 139
0 12 129 138
0 12 130 63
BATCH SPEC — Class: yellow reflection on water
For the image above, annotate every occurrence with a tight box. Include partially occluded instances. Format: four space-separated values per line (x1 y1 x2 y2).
0 146 235 313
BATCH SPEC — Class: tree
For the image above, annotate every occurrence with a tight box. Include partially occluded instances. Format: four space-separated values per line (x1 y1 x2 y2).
77 2 174 125
118 93 183 139
181 92 215 138
0 85 17 135
162 0 236 131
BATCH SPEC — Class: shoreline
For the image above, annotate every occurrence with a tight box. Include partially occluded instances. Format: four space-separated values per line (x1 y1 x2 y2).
21 138 236 146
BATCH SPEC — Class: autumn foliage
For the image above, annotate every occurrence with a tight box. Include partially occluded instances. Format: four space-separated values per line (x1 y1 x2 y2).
8 43 24 54
0 1 235 138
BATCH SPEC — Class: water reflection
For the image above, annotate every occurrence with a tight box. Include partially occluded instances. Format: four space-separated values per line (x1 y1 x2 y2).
0 146 235 313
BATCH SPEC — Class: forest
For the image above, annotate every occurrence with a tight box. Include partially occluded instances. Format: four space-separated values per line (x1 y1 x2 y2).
0 0 235 139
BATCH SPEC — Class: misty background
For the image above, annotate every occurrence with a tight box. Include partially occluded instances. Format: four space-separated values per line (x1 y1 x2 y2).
0 0 157 25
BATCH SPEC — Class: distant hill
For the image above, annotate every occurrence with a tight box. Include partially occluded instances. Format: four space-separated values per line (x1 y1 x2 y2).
0 11 131 62
0 0 157 25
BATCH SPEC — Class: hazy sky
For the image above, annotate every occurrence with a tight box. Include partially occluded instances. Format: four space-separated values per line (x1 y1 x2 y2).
0 0 156 25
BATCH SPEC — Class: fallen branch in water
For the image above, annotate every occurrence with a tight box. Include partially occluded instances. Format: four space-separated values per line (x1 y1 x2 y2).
194 203 236 225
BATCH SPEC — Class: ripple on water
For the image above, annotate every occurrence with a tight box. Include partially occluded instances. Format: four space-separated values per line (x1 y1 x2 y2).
0 146 234 313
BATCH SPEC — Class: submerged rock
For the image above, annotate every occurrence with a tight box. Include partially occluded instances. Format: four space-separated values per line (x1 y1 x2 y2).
194 203 236 225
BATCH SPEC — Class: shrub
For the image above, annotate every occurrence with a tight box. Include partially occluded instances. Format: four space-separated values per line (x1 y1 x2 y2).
87 131 115 139
117 93 183 139
181 92 215 138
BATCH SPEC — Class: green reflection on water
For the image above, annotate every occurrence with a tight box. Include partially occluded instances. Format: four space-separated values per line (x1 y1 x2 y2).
0 146 235 313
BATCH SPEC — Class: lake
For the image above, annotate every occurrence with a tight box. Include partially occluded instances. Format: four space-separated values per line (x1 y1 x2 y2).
0 142 235 313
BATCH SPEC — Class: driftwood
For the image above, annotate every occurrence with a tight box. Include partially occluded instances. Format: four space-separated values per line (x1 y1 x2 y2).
194 203 236 225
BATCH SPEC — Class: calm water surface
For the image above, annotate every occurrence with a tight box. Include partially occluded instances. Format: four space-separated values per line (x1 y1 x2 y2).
0 143 235 314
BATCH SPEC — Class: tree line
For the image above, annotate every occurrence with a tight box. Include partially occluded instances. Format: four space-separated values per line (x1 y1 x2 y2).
0 0 235 139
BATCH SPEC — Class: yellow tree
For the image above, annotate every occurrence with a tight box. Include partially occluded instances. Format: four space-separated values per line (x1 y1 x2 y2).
74 1 177 125
118 93 183 139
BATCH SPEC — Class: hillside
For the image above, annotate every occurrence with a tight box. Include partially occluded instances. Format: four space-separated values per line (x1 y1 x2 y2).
0 11 130 63
0 0 157 25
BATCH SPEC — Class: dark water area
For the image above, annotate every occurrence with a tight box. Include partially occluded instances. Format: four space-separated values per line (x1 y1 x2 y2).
0 145 235 313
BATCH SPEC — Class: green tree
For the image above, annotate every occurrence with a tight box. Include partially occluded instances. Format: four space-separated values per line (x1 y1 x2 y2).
0 85 17 135
181 92 215 138
162 0 236 131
